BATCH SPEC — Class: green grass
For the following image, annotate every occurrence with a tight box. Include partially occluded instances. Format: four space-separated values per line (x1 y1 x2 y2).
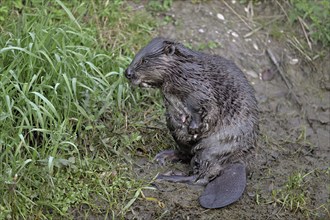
271 172 311 213
3 0 328 219
264 0 330 60
239 0 330 60
288 0 330 48
270 169 329 218
146 0 172 12
0 0 165 218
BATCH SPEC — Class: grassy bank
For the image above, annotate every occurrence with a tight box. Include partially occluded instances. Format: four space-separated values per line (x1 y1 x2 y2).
1 0 329 219
0 0 163 218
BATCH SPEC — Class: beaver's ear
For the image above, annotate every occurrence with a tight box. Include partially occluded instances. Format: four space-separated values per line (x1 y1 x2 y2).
164 44 176 56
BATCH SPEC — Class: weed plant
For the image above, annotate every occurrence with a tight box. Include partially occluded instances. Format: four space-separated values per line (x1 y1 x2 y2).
0 0 162 218
288 0 330 48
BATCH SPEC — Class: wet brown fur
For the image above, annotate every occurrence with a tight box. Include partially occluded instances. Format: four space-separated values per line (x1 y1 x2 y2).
125 37 259 185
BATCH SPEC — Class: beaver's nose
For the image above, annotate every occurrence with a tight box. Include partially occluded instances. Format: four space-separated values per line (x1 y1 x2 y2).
125 68 133 79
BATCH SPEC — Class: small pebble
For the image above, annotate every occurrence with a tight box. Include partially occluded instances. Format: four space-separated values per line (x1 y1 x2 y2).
245 70 258 78
217 13 225 20
253 42 259 51
260 68 276 81
198 28 205 33
289 58 299 65
231 32 239 38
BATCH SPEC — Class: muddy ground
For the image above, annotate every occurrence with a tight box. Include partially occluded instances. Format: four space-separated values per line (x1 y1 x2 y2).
126 1 329 219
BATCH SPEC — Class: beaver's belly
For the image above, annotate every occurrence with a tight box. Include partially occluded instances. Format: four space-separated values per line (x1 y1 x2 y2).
164 105 200 155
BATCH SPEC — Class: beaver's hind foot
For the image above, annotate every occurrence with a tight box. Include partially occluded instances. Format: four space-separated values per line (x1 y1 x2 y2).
156 173 199 184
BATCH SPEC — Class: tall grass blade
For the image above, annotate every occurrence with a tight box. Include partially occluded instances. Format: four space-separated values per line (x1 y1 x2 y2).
31 92 60 121
0 46 43 60
54 0 81 30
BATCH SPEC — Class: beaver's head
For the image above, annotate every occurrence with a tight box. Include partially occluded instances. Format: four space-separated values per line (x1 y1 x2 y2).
124 37 180 88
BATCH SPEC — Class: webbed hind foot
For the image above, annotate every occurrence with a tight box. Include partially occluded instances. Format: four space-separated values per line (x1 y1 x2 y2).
156 173 198 184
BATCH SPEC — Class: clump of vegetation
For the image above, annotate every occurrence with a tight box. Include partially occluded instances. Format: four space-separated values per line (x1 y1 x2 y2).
269 170 329 218
288 0 330 48
271 172 310 213
184 41 220 51
0 0 161 219
146 0 172 12
277 0 330 59
239 0 330 59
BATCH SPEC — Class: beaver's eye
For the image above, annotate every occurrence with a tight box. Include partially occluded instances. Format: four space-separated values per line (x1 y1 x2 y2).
141 58 148 64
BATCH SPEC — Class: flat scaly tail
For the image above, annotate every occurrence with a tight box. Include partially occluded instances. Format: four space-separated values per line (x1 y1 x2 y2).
199 163 246 209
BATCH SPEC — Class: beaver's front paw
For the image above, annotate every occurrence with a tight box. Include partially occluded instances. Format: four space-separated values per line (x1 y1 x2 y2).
154 150 180 166
201 122 209 133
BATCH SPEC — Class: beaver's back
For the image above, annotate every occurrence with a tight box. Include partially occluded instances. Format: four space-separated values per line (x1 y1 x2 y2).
163 53 258 163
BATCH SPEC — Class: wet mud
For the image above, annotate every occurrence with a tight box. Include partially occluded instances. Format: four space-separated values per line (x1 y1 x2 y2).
127 1 329 219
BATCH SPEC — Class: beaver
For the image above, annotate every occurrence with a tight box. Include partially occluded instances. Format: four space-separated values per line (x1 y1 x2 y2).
125 37 259 209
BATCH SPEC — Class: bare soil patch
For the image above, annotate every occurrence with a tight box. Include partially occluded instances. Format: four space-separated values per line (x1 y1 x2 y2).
126 1 329 219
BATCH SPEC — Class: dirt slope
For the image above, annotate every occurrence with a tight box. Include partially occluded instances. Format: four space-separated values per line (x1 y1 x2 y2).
127 1 330 219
